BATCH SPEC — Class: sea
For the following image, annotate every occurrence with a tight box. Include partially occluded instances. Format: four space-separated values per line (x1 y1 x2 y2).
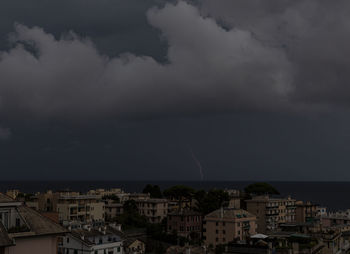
0 181 348 211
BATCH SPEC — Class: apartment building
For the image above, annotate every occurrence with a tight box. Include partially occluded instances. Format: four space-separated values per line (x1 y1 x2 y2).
167 209 202 239
57 194 105 223
60 226 123 254
203 208 257 247
246 195 296 233
295 201 318 223
87 188 124 196
105 202 124 221
0 193 67 254
134 198 168 223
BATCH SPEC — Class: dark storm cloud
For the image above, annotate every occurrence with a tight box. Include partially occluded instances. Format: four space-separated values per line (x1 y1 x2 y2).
2 0 350 181
0 0 167 59
0 0 350 118
199 0 350 109
0 1 292 119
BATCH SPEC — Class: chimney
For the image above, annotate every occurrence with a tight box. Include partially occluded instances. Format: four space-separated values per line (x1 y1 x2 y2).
220 207 224 219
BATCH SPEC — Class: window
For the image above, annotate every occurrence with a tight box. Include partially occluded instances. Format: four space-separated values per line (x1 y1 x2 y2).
216 230 218 234
67 238 70 243
15 218 20 227
74 250 78 254
223 230 226 234
117 247 121 252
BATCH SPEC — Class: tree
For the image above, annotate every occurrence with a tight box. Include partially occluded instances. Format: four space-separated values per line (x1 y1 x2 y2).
163 185 195 201
115 200 148 228
143 184 163 198
102 194 120 203
163 185 195 209
244 182 280 195
194 189 230 215
123 200 138 214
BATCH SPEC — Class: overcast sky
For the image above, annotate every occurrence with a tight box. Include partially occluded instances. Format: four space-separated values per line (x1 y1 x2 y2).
1 0 350 181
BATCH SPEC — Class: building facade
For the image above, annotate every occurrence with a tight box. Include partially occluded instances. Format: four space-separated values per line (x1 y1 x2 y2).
246 196 296 233
167 210 202 239
60 226 123 254
105 203 124 221
134 198 168 224
203 208 257 247
57 195 105 223
295 201 318 223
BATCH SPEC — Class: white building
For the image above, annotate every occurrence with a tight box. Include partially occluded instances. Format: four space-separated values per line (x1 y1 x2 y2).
60 226 123 254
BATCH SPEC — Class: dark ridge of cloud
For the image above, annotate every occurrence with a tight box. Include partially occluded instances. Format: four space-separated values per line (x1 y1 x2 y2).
1 0 350 122
0 1 292 120
0 0 168 61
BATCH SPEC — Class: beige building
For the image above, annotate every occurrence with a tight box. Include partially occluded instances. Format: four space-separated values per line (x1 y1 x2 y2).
134 198 168 223
203 208 257 247
0 193 67 254
246 195 296 233
87 188 124 196
57 194 105 223
124 239 146 254
35 191 105 223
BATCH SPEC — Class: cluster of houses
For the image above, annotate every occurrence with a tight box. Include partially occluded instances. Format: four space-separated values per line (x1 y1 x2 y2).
1 187 350 254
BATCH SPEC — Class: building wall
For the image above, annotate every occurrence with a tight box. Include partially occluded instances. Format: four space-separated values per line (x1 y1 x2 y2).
37 192 60 212
5 236 58 254
167 213 202 238
295 201 318 223
57 201 104 223
246 196 296 233
90 202 105 221
136 199 168 223
203 216 257 247
246 201 267 233
105 205 123 221
61 235 123 254
125 240 145 254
